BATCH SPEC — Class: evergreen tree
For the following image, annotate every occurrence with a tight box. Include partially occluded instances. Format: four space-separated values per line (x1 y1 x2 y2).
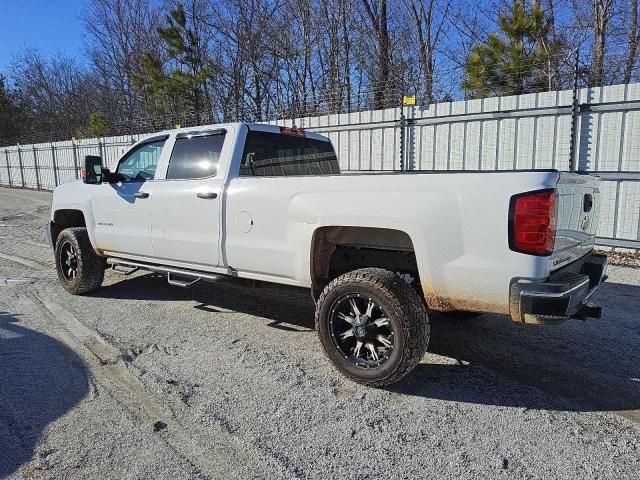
88 112 110 137
75 112 111 139
462 0 563 98
134 3 209 123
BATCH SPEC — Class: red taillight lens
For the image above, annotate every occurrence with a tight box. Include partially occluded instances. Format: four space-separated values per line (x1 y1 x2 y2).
509 190 558 256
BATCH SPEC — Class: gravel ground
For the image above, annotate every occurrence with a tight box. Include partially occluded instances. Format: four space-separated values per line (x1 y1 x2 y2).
0 186 639 479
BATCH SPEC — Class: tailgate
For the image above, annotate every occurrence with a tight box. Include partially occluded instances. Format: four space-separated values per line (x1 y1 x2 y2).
552 173 600 270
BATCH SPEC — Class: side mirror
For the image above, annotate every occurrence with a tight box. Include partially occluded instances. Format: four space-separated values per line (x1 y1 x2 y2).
83 156 103 184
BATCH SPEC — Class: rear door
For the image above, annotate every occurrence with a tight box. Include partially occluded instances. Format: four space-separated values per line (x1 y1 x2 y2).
552 173 600 269
149 129 229 267
92 136 168 257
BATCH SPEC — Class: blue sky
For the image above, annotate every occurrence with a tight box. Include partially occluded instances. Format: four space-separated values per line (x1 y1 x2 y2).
0 0 87 73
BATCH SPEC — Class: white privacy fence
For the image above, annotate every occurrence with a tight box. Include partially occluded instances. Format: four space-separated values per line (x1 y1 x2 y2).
1 83 639 249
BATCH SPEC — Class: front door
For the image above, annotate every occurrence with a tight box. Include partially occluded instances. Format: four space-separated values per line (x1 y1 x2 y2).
150 131 227 267
92 137 167 257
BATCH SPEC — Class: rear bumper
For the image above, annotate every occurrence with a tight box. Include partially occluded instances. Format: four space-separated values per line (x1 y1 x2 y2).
510 253 608 324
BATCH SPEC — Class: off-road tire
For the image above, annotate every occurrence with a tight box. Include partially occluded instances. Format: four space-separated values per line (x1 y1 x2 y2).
315 268 430 387
55 227 104 295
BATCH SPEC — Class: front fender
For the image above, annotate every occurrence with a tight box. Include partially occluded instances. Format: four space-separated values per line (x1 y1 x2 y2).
51 181 98 250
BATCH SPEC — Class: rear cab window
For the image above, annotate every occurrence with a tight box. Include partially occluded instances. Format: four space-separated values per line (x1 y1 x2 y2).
240 130 339 177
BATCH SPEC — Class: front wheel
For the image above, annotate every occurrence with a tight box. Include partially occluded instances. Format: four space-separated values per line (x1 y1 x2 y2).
55 227 104 295
315 268 430 387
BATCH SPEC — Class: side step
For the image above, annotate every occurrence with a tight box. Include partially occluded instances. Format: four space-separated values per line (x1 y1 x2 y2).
167 273 200 288
107 258 225 287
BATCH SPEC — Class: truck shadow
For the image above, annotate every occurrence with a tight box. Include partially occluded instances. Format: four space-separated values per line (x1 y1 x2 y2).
96 273 317 330
96 274 640 414
393 280 640 414
0 311 89 477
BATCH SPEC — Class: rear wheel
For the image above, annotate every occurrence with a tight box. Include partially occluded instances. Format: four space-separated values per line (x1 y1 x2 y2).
316 268 429 387
55 227 104 294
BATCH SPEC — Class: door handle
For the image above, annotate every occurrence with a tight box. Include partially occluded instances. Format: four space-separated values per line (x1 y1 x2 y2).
133 192 150 199
197 192 218 199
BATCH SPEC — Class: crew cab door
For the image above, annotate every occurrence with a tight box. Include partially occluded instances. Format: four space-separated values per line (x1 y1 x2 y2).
92 136 168 257
149 129 229 268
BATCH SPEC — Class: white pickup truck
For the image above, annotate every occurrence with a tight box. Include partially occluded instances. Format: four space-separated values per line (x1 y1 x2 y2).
48 123 607 386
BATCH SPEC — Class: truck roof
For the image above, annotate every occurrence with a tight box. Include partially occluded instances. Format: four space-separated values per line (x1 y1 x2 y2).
137 122 331 143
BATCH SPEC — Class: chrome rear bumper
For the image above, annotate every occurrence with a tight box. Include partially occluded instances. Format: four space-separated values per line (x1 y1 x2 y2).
510 253 608 324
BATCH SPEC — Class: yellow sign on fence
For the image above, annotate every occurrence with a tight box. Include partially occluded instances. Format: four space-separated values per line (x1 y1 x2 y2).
402 95 416 106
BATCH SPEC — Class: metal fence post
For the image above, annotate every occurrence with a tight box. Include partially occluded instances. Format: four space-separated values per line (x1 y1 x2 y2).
32 145 41 190
399 106 405 172
51 143 59 187
72 138 79 179
407 104 416 171
17 145 25 188
569 51 580 172
4 149 12 187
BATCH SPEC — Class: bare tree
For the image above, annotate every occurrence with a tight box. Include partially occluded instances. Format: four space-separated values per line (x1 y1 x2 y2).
315 0 354 113
590 0 615 86
532 0 559 90
9 50 100 140
211 0 281 121
624 0 639 84
402 0 451 104
83 0 161 130
181 0 215 120
270 0 317 115
360 0 392 109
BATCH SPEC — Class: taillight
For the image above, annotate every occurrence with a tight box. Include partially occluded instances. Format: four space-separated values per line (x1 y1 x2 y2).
509 189 558 256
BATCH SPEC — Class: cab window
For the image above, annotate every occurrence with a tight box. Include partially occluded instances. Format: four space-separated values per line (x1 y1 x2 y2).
239 131 339 176
116 139 166 182
166 132 225 180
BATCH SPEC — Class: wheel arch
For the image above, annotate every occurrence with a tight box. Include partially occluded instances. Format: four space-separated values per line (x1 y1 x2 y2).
52 209 86 246
310 226 423 301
